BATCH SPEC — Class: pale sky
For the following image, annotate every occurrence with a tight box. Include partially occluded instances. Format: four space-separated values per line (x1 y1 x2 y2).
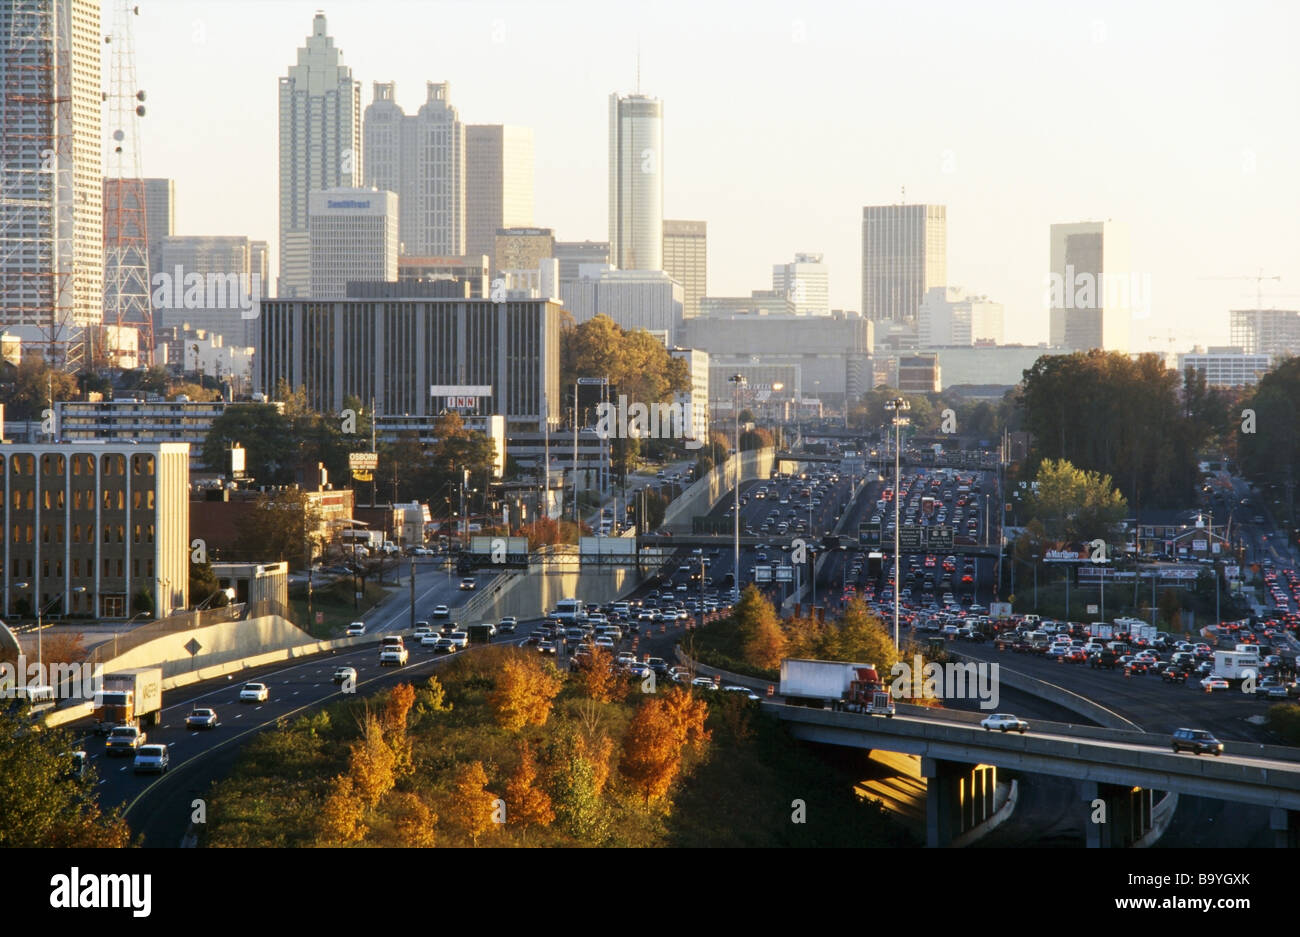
113 0 1300 349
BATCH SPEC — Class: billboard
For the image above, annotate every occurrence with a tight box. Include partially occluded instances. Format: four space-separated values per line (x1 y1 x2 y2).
469 536 529 556
579 536 637 557
349 451 379 471
990 601 1012 620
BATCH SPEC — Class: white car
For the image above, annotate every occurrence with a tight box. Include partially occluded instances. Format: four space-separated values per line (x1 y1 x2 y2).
185 708 219 730
431 605 450 620
691 676 718 690
593 636 615 649
447 631 469 649
722 685 761 701
239 682 270 703
332 666 357 684
345 621 366 636
980 713 1029 733
132 744 170 775
497 617 518 634
1201 675 1230 692
379 645 409 666
420 633 441 646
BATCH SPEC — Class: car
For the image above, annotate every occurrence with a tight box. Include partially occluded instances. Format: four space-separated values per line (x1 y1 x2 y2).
691 676 718 690
105 725 145 755
537 640 557 655
240 682 270 703
420 632 441 647
185 708 219 730
1200 675 1230 692
63 750 87 782
1171 727 1223 756
980 713 1029 733
431 605 450 620
594 636 615 649
722 685 761 700
459 577 477 590
133 744 170 774
433 637 457 653
647 657 670 677
380 644 409 666
345 621 366 636
447 631 469 649
497 617 518 634
412 622 435 642
333 666 358 684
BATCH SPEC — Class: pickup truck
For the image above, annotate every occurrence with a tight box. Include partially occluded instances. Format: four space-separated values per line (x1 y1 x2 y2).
380 644 409 666
1088 651 1119 670
105 724 146 755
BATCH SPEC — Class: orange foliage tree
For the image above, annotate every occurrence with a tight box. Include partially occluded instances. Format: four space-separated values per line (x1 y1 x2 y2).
317 774 367 844
452 761 498 846
488 653 563 731
505 742 554 833
570 646 620 703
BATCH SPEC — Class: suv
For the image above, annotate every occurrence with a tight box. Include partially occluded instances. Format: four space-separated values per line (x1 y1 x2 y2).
459 577 477 591
1170 728 1223 756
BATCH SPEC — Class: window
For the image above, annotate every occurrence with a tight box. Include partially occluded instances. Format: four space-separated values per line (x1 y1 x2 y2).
117 525 124 543
146 491 154 510
102 490 112 510
133 524 141 544
147 524 154 543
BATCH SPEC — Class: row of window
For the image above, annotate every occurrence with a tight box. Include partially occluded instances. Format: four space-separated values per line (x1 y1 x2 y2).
7 557 155 578
1 453 156 477
9 523 155 544
8 489 156 511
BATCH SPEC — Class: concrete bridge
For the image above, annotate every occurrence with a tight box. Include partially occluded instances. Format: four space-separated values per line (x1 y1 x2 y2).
767 703 1300 847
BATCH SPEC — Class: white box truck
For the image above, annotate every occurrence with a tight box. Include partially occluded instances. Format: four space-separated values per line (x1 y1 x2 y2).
779 658 894 716
1214 650 1259 682
93 666 163 735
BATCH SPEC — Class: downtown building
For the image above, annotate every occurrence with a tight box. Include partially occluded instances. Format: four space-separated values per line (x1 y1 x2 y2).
861 204 947 334
278 13 362 297
363 81 466 257
0 442 190 620
1176 347 1271 388
772 252 829 316
466 124 535 266
1048 220 1133 353
663 220 707 318
560 267 684 346
1228 308 1300 360
609 92 664 271
308 188 399 299
917 286 1005 345
255 288 561 436
154 235 268 346
555 241 610 286
104 176 175 297
0 0 103 359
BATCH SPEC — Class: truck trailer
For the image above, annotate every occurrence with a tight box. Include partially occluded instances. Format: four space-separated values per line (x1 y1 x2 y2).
778 658 894 716
92 666 163 735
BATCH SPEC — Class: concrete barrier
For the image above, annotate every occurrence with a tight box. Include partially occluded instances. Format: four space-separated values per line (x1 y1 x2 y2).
662 448 778 533
948 651 1141 731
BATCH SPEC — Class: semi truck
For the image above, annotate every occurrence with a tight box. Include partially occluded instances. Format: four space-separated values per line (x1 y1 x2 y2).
778 658 895 717
92 666 162 735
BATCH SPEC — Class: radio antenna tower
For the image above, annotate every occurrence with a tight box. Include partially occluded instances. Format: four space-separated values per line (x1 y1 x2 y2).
102 0 153 367
0 0 83 370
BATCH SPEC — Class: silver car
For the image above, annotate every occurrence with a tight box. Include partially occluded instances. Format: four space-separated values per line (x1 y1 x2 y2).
133 744 170 774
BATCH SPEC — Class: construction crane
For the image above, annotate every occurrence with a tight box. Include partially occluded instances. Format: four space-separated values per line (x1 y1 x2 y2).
1200 268 1281 311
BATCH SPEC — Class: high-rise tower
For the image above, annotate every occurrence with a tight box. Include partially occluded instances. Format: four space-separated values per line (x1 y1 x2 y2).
608 92 663 271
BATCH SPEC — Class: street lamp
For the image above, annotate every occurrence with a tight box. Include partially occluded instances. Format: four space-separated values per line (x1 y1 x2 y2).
15 584 86 679
730 374 747 601
883 397 910 648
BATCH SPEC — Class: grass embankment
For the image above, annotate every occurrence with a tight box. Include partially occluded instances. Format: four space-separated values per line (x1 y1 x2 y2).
200 646 915 848
288 578 395 638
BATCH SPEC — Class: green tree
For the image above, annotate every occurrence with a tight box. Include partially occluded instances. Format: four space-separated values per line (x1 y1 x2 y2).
235 488 322 568
1023 458 1127 544
203 403 295 483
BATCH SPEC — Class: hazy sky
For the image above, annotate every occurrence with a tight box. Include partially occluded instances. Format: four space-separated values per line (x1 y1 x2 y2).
114 0 1300 349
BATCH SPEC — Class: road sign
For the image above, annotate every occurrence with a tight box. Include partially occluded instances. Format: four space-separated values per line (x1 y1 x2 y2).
859 522 881 546
754 566 772 582
928 525 954 549
775 566 793 582
1086 604 1099 614
899 526 922 550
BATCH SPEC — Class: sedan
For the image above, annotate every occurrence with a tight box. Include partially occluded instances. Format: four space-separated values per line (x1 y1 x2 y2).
431 605 450 620
185 708 219 730
537 640 557 655
497 617 518 634
433 637 457 653
239 682 270 703
420 633 441 646
132 744 170 775
980 713 1029 733
447 631 469 649
345 621 366 636
691 676 718 691
332 666 358 684
722 685 761 701
1200 675 1230 692
593 636 616 649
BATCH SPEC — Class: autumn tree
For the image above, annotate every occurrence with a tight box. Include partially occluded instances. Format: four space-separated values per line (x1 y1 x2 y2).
619 696 684 804
346 714 396 808
506 742 555 834
488 653 563 731
660 686 711 751
317 774 367 845
388 791 437 848
380 683 416 779
544 728 612 843
832 599 901 673
451 761 498 846
570 646 620 703
737 592 786 670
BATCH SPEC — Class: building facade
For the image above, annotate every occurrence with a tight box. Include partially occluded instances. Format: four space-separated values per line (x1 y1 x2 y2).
154 235 267 346
0 442 190 619
308 188 399 299
0 0 103 353
772 252 829 316
918 286 1005 346
555 241 610 285
1177 347 1271 387
466 124 534 266
278 13 362 297
494 227 555 279
669 347 710 443
861 204 947 329
255 294 561 435
1048 220 1132 353
663 220 707 318
560 268 683 346
608 92 664 271
398 255 490 298
1228 309 1300 359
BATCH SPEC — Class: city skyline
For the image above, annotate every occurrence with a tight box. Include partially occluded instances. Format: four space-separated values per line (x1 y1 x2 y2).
116 0 1299 350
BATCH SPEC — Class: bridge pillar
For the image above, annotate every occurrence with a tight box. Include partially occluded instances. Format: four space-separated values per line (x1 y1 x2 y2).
921 757 968 847
1269 808 1300 848
1081 781 1155 847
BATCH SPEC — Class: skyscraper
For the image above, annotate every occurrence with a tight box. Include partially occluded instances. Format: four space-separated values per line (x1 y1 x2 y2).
363 81 466 257
608 92 663 271
308 188 399 299
773 252 829 317
0 0 103 356
1048 221 1131 353
555 241 610 285
278 13 361 297
663 220 706 318
467 124 534 267
861 204 947 328
155 235 267 346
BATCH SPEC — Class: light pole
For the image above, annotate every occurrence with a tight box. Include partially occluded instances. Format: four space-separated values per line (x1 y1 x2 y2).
730 374 747 601
15 584 85 682
884 397 910 648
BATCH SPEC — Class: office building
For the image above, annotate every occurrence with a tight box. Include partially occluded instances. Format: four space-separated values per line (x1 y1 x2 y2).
663 220 707 318
255 290 561 435
1228 309 1300 359
154 236 267 346
669 347 710 442
467 124 534 265
555 241 610 284
1048 220 1132 353
560 267 683 345
918 286 1005 346
495 227 555 278
398 255 490 298
608 92 664 271
0 442 190 619
1177 347 1271 388
772 252 829 316
861 204 947 329
278 13 362 297
698 291 796 318
308 188 399 299
897 353 941 393
363 80 465 257
0 0 103 353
